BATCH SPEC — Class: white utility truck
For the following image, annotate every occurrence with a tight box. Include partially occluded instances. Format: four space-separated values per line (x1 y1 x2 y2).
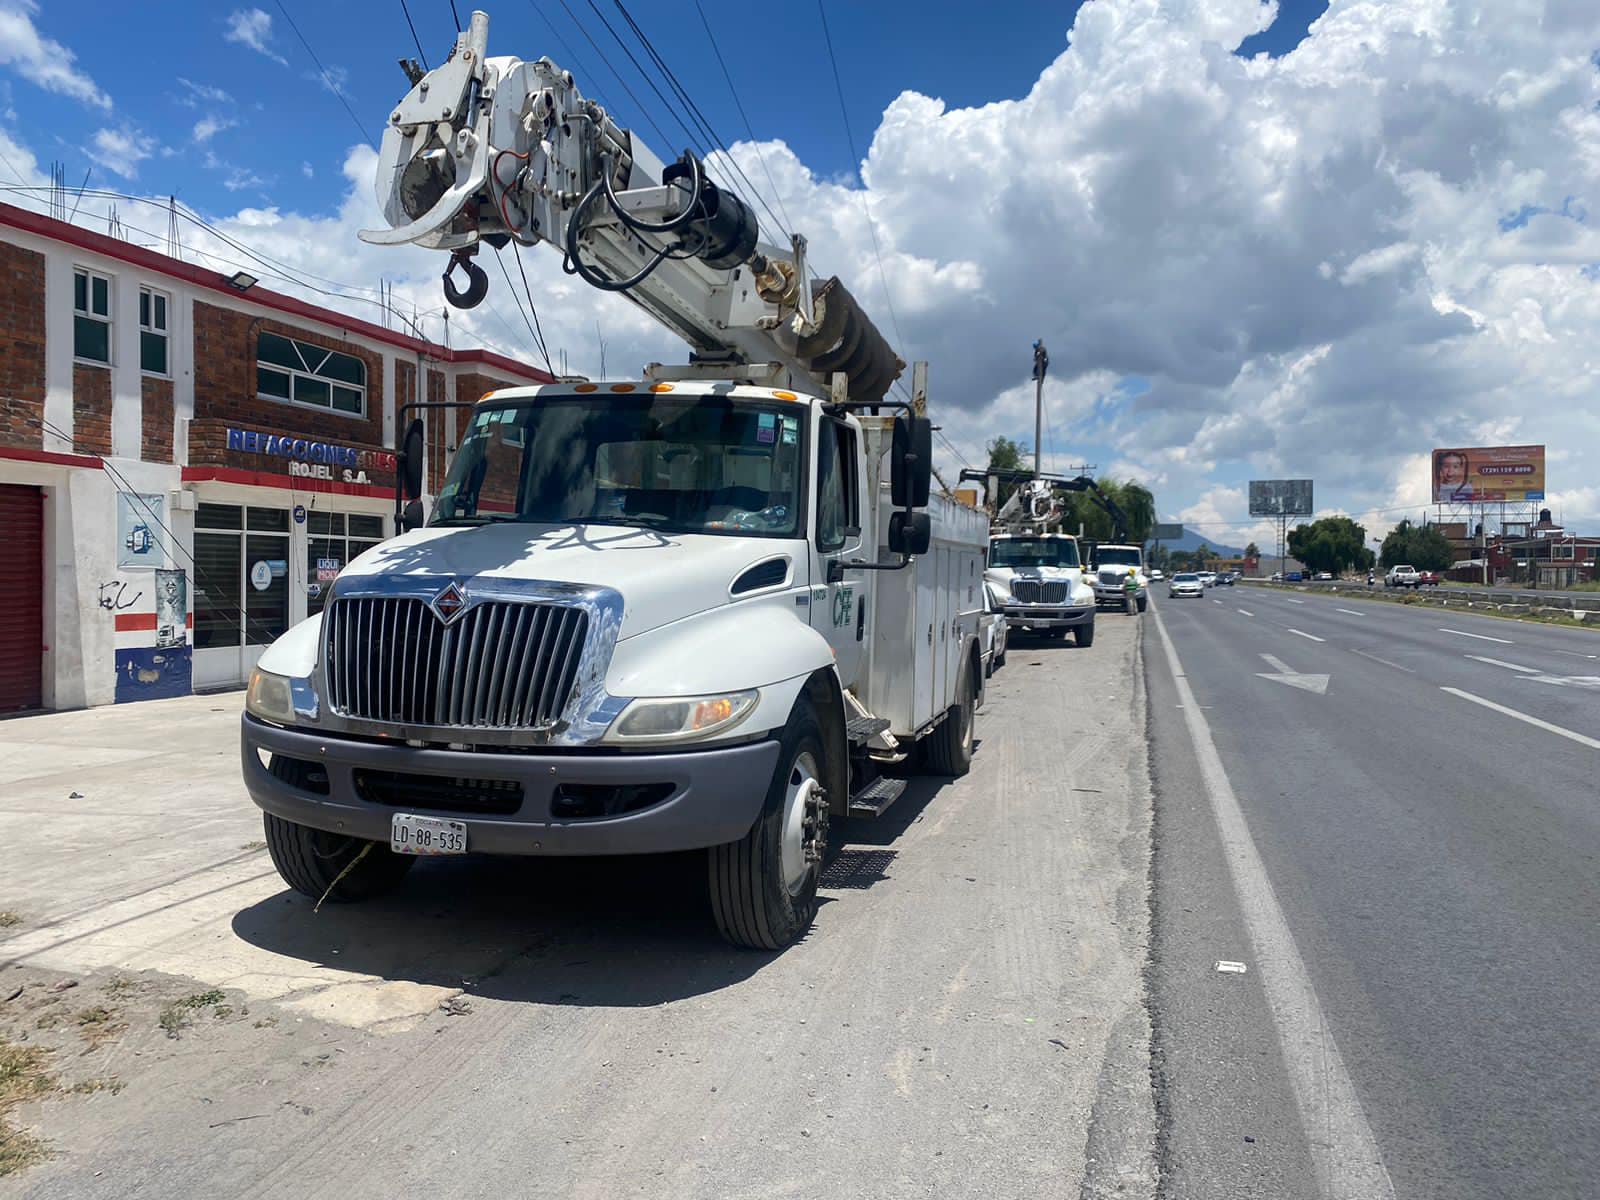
970 477 1097 645
241 11 988 949
1090 544 1149 613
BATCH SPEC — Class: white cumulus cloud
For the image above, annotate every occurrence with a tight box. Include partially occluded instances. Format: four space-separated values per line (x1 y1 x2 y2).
0 0 110 109
88 126 155 179
224 8 286 66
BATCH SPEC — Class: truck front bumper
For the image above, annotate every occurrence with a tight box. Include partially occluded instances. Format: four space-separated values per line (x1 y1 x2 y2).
1000 604 1095 630
1092 585 1145 605
242 715 778 855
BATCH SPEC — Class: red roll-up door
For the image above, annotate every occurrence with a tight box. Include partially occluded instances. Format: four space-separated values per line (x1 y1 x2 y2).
0 483 44 713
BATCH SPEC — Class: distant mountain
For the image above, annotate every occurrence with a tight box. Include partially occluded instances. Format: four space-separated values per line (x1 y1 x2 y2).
1151 528 1245 557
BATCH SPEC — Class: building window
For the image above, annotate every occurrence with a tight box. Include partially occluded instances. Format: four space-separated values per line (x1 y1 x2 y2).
139 287 170 376
73 268 112 364
257 331 366 416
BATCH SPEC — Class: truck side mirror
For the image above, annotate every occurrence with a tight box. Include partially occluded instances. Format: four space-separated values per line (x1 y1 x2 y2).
891 415 932 508
398 418 425 501
400 499 425 532
888 510 931 557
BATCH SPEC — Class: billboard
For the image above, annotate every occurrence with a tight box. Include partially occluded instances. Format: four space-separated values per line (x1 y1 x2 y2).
1432 445 1545 503
1151 523 1184 540
1248 479 1314 517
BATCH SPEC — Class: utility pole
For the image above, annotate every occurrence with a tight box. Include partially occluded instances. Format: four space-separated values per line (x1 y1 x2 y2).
1031 340 1048 479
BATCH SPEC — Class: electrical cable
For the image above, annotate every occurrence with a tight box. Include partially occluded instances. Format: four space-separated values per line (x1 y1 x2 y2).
448 0 462 32
816 0 910 367
691 0 796 240
609 0 792 242
399 0 431 68
548 0 679 155
271 1 377 146
511 242 557 375
492 245 555 374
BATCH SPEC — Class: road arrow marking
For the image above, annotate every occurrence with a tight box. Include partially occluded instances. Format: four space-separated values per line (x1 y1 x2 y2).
1523 674 1600 690
1467 655 1538 673
1287 628 1325 642
1440 627 1513 644
1257 653 1331 693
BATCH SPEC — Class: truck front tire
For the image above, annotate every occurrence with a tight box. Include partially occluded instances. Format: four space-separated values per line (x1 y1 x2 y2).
708 705 827 950
263 812 415 903
1075 616 1096 647
922 659 975 777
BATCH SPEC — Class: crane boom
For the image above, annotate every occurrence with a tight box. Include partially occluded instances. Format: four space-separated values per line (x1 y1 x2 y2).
358 9 903 401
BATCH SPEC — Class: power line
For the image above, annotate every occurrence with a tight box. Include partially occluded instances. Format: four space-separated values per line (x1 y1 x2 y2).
512 242 557 375
816 0 909 367
399 0 431 68
492 245 555 374
271 0 377 146
691 0 796 240
547 0 679 153
448 0 463 32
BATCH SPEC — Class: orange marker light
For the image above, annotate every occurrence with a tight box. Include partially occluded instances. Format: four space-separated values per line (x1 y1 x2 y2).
772 390 798 402
574 383 598 393
610 383 635 393
649 382 674 392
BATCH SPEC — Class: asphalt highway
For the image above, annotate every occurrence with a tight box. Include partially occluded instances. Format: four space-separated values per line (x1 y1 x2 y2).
1147 584 1600 1199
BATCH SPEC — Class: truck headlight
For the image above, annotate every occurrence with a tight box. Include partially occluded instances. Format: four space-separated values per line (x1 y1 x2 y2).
605 690 758 745
246 668 295 725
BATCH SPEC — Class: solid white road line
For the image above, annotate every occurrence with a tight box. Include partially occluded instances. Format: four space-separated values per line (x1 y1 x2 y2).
1441 688 1600 751
1151 605 1394 1198
1553 649 1600 660
1237 609 1254 617
1467 655 1539 674
1288 628 1326 642
1350 648 1415 673
1335 608 1365 617
1440 627 1513 644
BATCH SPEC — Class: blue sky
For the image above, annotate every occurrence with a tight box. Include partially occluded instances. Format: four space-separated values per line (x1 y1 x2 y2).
5 1 1326 214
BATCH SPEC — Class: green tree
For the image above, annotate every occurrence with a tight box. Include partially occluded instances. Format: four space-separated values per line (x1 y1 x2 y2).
1061 478 1157 544
1287 516 1372 576
1244 542 1260 560
985 436 1029 510
1379 520 1452 571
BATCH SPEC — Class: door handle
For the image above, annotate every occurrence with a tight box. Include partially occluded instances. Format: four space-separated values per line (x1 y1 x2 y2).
856 596 865 641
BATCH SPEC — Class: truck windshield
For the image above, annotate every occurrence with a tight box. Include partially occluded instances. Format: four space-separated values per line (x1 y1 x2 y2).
1097 547 1141 567
432 394 805 538
990 537 1080 569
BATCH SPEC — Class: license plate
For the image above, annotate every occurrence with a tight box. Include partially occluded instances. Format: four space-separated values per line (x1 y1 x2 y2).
390 813 468 856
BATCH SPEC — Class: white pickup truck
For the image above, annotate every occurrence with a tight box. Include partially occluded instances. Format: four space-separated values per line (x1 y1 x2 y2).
242 381 990 949
1090 544 1149 613
1385 564 1421 588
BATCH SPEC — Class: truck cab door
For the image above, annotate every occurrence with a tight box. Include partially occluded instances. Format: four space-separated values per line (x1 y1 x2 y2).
810 415 866 689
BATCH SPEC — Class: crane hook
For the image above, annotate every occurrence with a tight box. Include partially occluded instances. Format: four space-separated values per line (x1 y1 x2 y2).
442 252 489 309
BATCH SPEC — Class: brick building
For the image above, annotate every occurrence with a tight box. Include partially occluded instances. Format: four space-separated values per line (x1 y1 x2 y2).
0 202 553 713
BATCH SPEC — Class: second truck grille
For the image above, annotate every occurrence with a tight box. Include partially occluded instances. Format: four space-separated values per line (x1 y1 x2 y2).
1010 580 1069 604
324 597 588 730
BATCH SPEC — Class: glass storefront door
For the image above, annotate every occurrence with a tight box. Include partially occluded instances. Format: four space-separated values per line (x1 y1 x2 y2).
192 503 291 689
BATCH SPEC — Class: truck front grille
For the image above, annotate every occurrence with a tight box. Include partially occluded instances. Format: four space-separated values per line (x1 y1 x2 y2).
324 597 588 730
353 769 524 815
1011 580 1069 604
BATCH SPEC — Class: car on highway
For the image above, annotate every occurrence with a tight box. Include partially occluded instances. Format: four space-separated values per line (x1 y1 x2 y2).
1197 571 1216 587
1416 570 1442 587
1215 572 1235 587
1149 568 1164 581
1168 572 1204 598
1314 571 1334 580
1285 570 1304 582
1386 564 1421 588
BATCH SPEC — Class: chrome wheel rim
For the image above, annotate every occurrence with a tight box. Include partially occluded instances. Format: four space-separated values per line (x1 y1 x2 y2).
780 750 823 895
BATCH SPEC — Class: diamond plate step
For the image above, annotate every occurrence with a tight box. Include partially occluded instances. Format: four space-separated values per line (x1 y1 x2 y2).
845 715 891 743
847 776 906 819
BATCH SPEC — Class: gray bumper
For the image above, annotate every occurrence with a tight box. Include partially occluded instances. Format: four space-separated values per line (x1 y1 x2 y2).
1001 604 1095 629
242 715 779 855
1092 585 1145 604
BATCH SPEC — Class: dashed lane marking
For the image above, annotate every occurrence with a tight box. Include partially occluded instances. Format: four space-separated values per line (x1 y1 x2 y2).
1287 628 1325 642
1442 688 1600 751
1440 627 1513 644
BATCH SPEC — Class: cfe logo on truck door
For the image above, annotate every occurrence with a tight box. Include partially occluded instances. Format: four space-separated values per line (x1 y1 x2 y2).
832 585 855 628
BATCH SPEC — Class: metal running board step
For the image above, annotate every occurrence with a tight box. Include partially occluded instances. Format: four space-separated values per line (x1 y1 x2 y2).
848 776 906 819
846 716 891 743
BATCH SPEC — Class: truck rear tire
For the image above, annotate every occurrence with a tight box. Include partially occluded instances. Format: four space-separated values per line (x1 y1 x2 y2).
708 705 827 950
1074 617 1096 647
262 812 415 903
922 659 975 777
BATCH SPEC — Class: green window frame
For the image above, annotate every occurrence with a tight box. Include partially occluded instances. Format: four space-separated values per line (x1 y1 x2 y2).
256 331 366 416
73 267 112 365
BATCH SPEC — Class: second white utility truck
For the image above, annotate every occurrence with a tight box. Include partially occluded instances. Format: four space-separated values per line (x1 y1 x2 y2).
241 11 988 949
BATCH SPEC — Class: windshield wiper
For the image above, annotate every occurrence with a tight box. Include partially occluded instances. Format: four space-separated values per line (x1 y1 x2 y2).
430 515 515 527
